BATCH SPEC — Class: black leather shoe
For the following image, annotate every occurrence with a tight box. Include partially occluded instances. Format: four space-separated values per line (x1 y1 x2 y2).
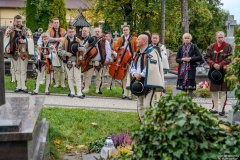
78 95 84 99
68 93 74 98
128 96 132 100
31 91 38 95
209 109 218 114
97 91 102 94
122 96 127 99
14 88 21 93
22 89 28 93
45 92 50 95
219 111 225 116
82 94 85 97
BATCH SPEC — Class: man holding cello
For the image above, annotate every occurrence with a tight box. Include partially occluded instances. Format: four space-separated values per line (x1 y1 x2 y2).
114 25 138 100
82 27 112 94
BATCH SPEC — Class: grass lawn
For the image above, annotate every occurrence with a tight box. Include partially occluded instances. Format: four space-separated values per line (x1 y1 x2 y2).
39 107 140 159
4 75 125 98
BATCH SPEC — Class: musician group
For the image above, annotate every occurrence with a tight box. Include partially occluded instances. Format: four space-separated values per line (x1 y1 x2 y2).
4 15 169 120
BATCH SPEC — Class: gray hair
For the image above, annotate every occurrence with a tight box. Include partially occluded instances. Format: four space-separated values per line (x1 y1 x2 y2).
216 31 225 37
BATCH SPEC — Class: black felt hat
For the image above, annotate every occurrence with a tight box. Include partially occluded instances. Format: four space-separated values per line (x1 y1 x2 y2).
130 78 148 96
208 68 224 84
88 36 98 46
71 43 79 55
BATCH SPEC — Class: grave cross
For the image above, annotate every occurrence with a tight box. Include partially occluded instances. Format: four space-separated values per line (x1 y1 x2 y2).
113 31 119 40
121 22 130 28
225 15 237 37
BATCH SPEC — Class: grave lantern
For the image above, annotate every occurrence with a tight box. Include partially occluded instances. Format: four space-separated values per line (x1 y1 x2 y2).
100 136 116 159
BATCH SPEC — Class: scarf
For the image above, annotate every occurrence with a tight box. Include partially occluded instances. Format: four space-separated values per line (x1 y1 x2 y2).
214 41 226 53
180 43 192 86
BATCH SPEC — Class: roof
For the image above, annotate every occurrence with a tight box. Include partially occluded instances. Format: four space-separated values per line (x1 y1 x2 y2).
0 0 91 10
71 12 91 27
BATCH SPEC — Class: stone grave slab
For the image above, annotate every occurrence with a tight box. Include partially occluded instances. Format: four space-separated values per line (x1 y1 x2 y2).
0 96 49 160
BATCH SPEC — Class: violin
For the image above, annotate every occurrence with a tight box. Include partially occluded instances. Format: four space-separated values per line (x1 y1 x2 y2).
18 43 29 60
81 36 102 73
81 46 98 72
40 46 51 74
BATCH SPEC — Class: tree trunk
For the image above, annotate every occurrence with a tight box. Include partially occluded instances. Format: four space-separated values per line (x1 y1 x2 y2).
181 0 189 34
160 0 166 44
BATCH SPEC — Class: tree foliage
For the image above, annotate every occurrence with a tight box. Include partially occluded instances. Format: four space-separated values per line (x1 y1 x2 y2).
25 0 67 32
26 0 39 32
49 0 67 29
87 0 228 51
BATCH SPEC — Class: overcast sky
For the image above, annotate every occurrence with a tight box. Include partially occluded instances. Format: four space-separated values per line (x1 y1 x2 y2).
221 0 240 24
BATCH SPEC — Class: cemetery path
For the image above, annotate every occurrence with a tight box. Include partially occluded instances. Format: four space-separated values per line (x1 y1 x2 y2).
5 91 235 119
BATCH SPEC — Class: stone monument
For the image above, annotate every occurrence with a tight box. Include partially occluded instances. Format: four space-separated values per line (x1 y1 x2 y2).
224 15 240 125
0 31 49 159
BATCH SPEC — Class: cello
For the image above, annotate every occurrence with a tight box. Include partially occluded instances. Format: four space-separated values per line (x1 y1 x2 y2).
109 38 132 80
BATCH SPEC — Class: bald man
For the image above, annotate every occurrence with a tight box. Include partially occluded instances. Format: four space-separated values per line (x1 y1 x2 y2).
129 34 165 121
82 27 112 94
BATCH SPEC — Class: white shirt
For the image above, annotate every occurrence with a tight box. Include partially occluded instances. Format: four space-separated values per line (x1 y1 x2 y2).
130 46 148 77
91 39 112 62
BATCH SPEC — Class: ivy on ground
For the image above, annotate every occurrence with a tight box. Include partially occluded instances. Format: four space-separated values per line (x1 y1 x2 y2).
129 93 240 160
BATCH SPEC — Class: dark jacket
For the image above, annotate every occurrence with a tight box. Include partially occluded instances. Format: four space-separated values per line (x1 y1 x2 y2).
205 42 232 92
176 44 202 79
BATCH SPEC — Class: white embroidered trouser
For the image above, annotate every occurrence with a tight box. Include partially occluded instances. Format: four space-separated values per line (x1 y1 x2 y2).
53 57 65 87
122 65 131 97
65 62 83 96
83 61 103 93
103 65 112 89
34 66 51 93
137 89 155 121
212 91 227 112
12 58 28 90
10 58 16 82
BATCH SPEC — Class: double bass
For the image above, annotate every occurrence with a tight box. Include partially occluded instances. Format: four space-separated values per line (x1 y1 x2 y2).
109 38 132 80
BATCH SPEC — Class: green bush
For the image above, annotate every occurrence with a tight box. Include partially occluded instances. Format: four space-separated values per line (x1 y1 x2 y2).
129 93 240 159
194 88 211 98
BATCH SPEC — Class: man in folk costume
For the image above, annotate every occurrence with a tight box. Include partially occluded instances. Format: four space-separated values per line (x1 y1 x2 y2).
80 27 90 89
104 32 117 90
82 27 112 94
79 27 90 46
205 31 232 116
58 26 86 98
5 15 32 93
31 33 60 95
128 34 165 121
114 25 138 100
46 18 67 89
150 33 170 102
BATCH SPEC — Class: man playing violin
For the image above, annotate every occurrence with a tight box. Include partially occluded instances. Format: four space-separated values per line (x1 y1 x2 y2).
82 27 112 94
31 33 59 95
114 25 138 100
58 26 86 98
5 15 32 93
46 18 67 89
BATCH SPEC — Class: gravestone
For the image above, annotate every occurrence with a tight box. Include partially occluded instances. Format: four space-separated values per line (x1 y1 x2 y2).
225 15 237 45
225 15 240 124
121 22 130 28
113 31 119 41
0 31 49 159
